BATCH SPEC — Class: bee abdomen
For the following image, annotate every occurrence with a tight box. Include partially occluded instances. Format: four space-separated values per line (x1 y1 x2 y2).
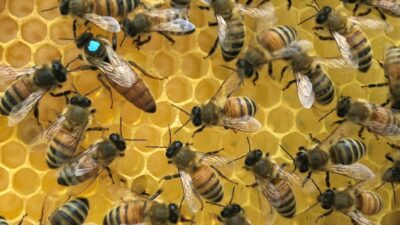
192 165 224 203
106 76 156 113
0 78 34 115
49 198 90 225
221 16 245 62
0 216 7 225
268 180 296 218
103 202 145 225
223 96 257 118
58 164 94 186
93 0 139 18
310 71 334 105
47 128 79 169
345 29 372 72
258 25 297 52
356 191 383 215
385 46 400 80
329 138 366 165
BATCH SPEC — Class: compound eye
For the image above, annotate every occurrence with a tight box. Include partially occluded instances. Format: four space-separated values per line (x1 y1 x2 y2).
255 149 263 158
245 67 253 77
109 133 118 142
70 97 78 105
174 141 182 148
84 99 92 107
232 204 241 213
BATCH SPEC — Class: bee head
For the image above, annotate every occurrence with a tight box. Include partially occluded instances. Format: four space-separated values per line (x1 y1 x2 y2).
319 189 335 210
59 0 70 15
122 19 138 37
191 106 202 127
382 167 400 183
337 96 352 118
51 60 68 83
316 6 332 24
76 32 94 49
245 149 263 167
295 147 309 173
221 204 242 218
109 133 126 152
166 141 183 159
70 95 91 107
168 203 180 223
236 58 254 79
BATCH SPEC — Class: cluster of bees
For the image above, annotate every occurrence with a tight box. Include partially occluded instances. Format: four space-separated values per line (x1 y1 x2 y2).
1 0 400 224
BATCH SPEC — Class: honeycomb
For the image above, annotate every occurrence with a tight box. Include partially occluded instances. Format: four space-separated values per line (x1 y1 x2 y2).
0 0 399 224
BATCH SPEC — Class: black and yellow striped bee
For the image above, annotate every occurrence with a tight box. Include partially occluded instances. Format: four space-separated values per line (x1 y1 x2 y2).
47 197 90 225
341 0 400 20
0 60 69 127
202 0 275 62
122 8 195 47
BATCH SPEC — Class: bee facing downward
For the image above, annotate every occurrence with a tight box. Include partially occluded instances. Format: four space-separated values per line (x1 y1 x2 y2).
0 60 69 126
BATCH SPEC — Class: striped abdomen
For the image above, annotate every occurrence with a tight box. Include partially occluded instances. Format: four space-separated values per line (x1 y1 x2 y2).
191 164 224 203
329 138 366 165
49 198 90 225
267 180 296 218
46 125 82 169
89 0 139 19
103 201 146 225
57 156 99 186
220 13 245 62
309 69 334 105
223 96 257 118
105 76 156 113
0 75 39 116
385 46 400 80
0 216 7 225
258 25 297 52
356 191 383 215
362 103 400 136
344 27 372 72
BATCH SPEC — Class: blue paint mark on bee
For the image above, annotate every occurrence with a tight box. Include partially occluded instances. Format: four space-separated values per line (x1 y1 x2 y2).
88 40 101 52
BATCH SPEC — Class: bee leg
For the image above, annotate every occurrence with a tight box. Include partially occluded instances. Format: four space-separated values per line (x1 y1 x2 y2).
158 32 175 45
245 182 258 188
267 62 274 78
312 26 324 31
252 71 259 85
356 8 372 17
282 79 296 91
159 173 180 182
50 90 74 104
86 127 109 132
309 133 321 144
204 37 219 59
313 32 335 41
112 33 118 51
135 35 152 48
208 21 218 27
149 189 163 200
73 19 77 41
374 7 387 21
192 125 206 137
128 61 167 80
204 148 224 156
97 74 114 109
361 82 388 88
391 182 397 204
197 5 210 10
105 166 115 184
287 0 292 10
279 65 289 82
315 209 334 224
245 0 252 5
211 165 238 185
34 103 41 126
302 171 312 188
325 171 331 188
357 127 365 140
332 119 346 125
387 143 400 151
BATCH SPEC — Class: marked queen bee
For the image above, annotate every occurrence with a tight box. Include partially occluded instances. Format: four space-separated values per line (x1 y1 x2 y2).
0 60 70 127
172 74 261 137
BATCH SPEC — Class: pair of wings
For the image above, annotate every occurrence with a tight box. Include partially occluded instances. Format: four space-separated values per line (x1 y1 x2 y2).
319 163 375 181
87 38 137 88
0 65 47 126
141 8 195 34
211 74 261 132
178 152 234 213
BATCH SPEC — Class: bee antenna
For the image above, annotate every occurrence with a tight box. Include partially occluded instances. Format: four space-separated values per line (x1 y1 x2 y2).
168 124 172 144
392 183 397 204
227 154 247 164
41 5 58 12
303 200 320 213
17 213 28 225
318 107 337 122
220 65 238 72
58 37 75 41
298 14 316 25
124 138 147 142
145 145 168 148
279 144 297 172
229 186 236 204
375 182 386 191
119 117 123 136
205 201 225 208
171 104 191 116
311 178 322 195
246 137 252 152
65 55 81 69
174 119 191 134
84 86 102 96
312 0 319 9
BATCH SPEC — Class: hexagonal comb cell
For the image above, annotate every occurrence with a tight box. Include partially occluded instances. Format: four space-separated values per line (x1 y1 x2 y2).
0 16 18 43
5 41 31 67
8 0 34 17
21 18 47 44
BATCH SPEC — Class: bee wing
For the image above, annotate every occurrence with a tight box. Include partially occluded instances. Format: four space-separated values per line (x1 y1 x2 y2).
374 1 400 16
256 176 281 203
331 31 359 68
254 177 277 225
72 143 108 177
145 8 186 19
322 163 375 180
235 3 275 18
179 169 203 213
41 115 67 142
272 163 316 193
222 116 262 132
92 44 137 87
342 210 375 225
315 57 354 69
349 16 393 32
195 152 234 176
82 14 121 33
151 18 195 34
295 72 314 109
8 89 47 127
0 65 35 84
210 73 242 105
216 14 227 44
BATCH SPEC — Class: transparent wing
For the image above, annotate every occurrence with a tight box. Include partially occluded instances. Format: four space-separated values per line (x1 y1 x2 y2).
236 3 275 18
8 89 47 127
222 116 262 132
349 16 392 32
322 163 375 180
151 18 195 34
179 169 203 213
257 176 281 203
195 152 234 176
210 73 242 105
295 72 314 109
71 143 107 177
316 57 354 69
374 0 400 16
0 65 35 84
145 8 184 19
342 210 375 225
82 14 121 33
332 31 359 68
255 177 277 225
41 115 67 141
361 104 400 137
216 14 227 44
272 163 316 193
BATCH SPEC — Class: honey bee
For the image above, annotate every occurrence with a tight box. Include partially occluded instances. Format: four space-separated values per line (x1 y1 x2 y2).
75 31 165 113
321 96 400 139
362 45 400 109
305 3 390 73
202 0 275 62
282 132 374 186
172 74 261 137
377 142 400 203
46 197 90 225
341 0 400 20
311 181 383 225
0 60 69 127
41 86 104 169
122 8 195 47
103 189 189 225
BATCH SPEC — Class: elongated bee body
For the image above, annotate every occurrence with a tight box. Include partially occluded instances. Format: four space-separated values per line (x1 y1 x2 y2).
329 138 366 165
57 133 126 186
355 190 383 215
315 7 373 73
103 199 180 225
191 164 224 202
220 10 245 62
49 198 90 225
268 179 296 218
223 96 257 118
76 32 156 113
